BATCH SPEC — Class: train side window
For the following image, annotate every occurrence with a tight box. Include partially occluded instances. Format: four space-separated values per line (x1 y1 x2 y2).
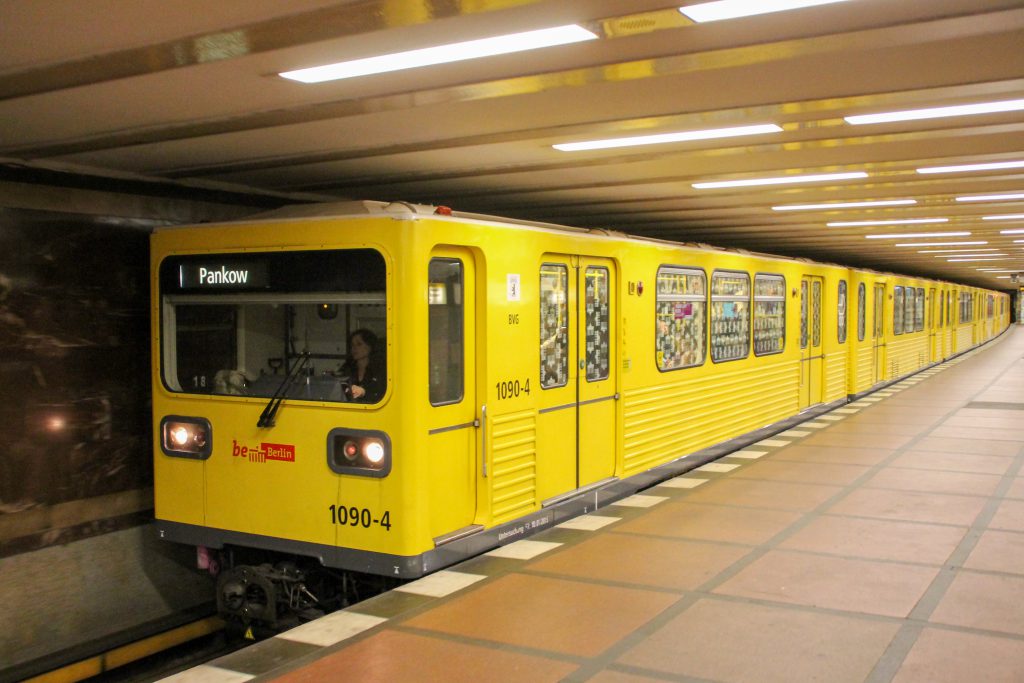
988 295 995 319
812 280 822 347
655 266 706 370
540 264 569 388
584 266 610 382
857 282 866 341
894 286 904 335
711 271 750 362
906 288 917 334
428 258 464 406
837 280 848 344
753 273 785 356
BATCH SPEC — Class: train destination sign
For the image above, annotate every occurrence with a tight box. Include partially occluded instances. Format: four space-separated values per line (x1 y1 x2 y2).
178 262 268 289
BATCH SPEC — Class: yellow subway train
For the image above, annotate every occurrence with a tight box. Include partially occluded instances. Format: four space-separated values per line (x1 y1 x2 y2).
151 201 1009 623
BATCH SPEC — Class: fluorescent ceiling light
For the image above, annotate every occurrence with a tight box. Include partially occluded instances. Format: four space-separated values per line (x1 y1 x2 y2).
1001 229 1024 235
893 241 987 247
827 218 947 227
918 248 999 253
772 199 915 211
279 24 598 83
917 160 1024 174
948 257 1013 262
943 254 1008 258
1015 240 1024 243
693 171 867 189
982 214 1024 221
956 193 1024 202
978 269 1019 273
865 232 971 239
553 123 781 152
679 0 851 23
845 98 1024 125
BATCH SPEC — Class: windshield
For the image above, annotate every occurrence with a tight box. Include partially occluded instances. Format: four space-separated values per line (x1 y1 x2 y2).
159 249 387 404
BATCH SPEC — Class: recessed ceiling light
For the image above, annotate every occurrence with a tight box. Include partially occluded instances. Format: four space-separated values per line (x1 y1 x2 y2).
982 214 1024 221
553 124 781 152
956 193 1024 202
679 0 851 23
827 218 948 227
772 199 916 211
693 171 867 189
917 160 1024 174
279 24 598 83
865 232 971 239
845 98 1024 125
893 241 987 247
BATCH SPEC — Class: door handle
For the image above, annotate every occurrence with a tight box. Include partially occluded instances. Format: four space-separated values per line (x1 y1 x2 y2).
480 404 488 478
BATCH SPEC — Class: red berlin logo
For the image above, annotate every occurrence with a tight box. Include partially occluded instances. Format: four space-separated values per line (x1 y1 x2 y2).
232 440 296 463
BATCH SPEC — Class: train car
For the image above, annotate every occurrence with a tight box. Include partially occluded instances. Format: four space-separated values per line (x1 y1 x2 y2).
151 201 1009 626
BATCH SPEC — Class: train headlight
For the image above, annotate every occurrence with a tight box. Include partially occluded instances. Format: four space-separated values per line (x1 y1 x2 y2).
160 416 212 459
328 429 391 477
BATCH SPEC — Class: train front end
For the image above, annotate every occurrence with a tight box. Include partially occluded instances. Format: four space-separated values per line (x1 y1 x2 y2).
151 219 423 627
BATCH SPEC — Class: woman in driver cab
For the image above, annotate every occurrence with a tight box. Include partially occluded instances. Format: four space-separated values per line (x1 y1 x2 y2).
340 328 385 402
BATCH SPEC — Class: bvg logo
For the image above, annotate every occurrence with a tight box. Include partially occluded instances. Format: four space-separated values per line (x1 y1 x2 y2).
232 440 296 463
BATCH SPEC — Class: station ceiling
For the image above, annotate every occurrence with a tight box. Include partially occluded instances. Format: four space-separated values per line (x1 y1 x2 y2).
2 0 1023 287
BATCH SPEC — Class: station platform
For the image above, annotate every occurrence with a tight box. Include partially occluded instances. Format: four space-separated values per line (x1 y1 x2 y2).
168 327 1024 683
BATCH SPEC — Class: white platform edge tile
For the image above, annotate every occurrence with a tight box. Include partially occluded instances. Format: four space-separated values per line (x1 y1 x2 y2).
727 450 768 459
779 429 810 437
754 439 790 448
818 415 845 421
657 477 709 489
157 665 255 683
612 493 669 508
485 539 563 560
696 462 741 473
802 422 828 429
394 570 486 598
833 408 859 414
276 610 387 647
557 514 621 531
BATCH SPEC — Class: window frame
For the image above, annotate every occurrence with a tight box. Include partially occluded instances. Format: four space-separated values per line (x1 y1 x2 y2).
837 279 848 344
753 273 786 357
710 269 752 364
428 257 465 407
894 286 905 335
539 262 570 390
857 282 866 342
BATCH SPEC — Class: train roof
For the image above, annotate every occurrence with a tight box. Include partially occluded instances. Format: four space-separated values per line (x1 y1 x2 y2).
158 199 981 290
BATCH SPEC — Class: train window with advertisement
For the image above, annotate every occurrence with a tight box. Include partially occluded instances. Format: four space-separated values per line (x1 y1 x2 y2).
655 266 706 370
857 282 866 341
710 271 750 362
905 288 916 334
948 291 954 326
894 286 904 335
921 286 929 331
800 280 808 348
754 273 785 356
540 264 569 388
837 280 848 344
428 258 464 406
159 249 387 403
584 266 610 382
812 280 822 347
988 295 994 319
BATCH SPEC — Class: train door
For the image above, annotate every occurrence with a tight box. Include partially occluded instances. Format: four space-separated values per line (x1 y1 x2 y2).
536 256 617 507
426 250 478 539
799 275 824 409
873 283 886 384
577 258 616 487
928 287 941 362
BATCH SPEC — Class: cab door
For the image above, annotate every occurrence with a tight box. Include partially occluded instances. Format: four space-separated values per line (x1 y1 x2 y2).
799 275 824 409
873 283 886 384
425 250 478 540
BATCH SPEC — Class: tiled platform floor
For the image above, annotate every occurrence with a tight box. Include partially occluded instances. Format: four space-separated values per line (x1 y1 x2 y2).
167 327 1024 683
